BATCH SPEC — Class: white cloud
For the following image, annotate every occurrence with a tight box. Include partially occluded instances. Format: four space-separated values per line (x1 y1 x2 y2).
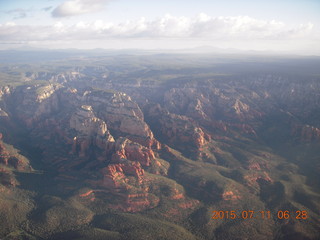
52 0 110 17
0 14 318 53
4 22 17 27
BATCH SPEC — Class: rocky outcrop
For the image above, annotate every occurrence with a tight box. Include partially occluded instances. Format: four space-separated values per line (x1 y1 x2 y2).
0 86 11 100
222 190 241 201
244 171 273 191
97 159 160 212
0 135 31 171
111 137 155 166
9 84 62 127
101 160 144 189
24 71 86 84
147 104 210 150
70 105 114 157
88 134 168 212
163 86 263 124
0 133 32 188
82 90 160 149
70 105 108 137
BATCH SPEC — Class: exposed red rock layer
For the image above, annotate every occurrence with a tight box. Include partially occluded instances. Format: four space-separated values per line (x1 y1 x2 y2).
222 190 241 201
244 171 273 191
101 161 145 189
111 137 155 167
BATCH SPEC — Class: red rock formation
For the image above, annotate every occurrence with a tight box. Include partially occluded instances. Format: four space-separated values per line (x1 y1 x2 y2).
79 190 94 198
112 138 155 167
101 160 145 189
95 149 165 212
101 164 127 188
121 162 145 181
248 162 261 170
244 171 273 190
147 104 210 150
69 105 115 158
170 188 185 200
127 135 161 150
178 200 198 209
94 162 162 212
222 190 241 201
193 127 211 149
83 91 158 148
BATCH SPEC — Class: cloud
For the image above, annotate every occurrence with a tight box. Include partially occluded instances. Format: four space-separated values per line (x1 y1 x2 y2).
0 14 317 46
91 14 314 40
52 0 110 18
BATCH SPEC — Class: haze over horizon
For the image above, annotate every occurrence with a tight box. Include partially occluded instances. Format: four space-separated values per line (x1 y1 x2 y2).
0 0 320 55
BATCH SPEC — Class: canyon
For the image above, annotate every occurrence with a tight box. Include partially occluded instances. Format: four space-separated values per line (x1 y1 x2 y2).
0 52 319 240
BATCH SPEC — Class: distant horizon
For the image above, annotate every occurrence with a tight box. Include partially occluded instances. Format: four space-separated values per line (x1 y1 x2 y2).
2 44 320 57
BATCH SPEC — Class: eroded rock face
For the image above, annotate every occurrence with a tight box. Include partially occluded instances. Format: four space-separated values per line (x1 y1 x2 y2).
163 86 263 123
0 138 31 172
119 117 152 139
81 90 160 149
9 84 62 127
69 105 115 157
97 159 161 212
147 104 210 151
101 160 144 188
221 190 241 201
111 137 155 166
244 171 273 192
0 86 11 100
0 133 32 188
70 105 108 137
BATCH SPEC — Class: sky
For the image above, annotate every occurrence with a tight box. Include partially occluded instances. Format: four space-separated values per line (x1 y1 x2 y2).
0 0 319 54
